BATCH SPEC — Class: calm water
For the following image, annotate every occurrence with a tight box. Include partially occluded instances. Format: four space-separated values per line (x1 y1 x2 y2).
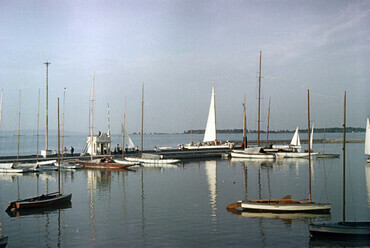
0 134 369 247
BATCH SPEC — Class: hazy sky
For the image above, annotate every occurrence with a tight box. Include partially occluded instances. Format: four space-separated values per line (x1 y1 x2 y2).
0 0 369 134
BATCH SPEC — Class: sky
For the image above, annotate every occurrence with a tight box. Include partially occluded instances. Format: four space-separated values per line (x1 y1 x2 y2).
0 0 369 134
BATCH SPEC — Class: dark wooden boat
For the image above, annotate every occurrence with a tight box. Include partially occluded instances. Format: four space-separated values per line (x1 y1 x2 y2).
6 192 72 212
0 236 8 248
6 199 72 217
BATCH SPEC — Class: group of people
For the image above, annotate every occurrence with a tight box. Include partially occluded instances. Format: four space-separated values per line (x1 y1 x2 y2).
54 146 75 156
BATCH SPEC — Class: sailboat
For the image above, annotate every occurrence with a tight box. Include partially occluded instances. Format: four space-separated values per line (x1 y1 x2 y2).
5 98 72 212
231 52 276 160
365 118 370 163
309 92 370 237
184 85 234 150
227 89 331 213
275 124 318 158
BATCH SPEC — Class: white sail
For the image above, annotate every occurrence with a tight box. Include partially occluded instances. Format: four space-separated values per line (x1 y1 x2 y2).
125 131 135 149
310 122 314 149
365 118 370 155
290 127 301 146
203 85 216 142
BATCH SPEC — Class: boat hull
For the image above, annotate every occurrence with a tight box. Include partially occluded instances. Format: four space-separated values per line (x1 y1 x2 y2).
240 201 331 213
0 236 8 248
309 222 370 237
231 151 276 160
77 160 132 168
276 152 318 158
184 144 232 150
7 192 72 211
125 157 180 164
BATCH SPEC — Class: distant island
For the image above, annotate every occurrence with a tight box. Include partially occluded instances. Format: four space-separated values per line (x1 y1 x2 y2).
183 127 365 134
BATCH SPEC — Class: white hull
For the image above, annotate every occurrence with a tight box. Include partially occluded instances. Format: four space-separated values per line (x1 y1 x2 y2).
276 152 318 158
309 222 370 236
113 159 140 165
0 168 29 173
184 144 232 150
241 201 331 212
231 150 276 160
125 157 180 164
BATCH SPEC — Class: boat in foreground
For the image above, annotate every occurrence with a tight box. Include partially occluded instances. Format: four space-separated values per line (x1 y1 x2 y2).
0 235 8 248
6 192 72 211
309 92 370 238
227 195 331 213
77 158 134 168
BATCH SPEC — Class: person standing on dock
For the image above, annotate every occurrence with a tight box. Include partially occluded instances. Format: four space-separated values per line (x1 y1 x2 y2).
70 146 74 156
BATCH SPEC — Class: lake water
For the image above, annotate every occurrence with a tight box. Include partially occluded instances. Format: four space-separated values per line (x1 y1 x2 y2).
0 133 369 247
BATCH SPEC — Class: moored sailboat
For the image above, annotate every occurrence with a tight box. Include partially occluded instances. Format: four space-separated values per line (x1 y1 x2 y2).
227 89 331 213
184 85 234 150
6 98 72 212
309 92 370 237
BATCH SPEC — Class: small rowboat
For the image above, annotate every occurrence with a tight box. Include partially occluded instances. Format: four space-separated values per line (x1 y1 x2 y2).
6 192 72 211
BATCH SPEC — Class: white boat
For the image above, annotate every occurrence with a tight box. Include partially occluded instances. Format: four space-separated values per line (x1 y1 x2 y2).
184 85 234 150
55 161 84 169
0 163 30 173
231 147 276 160
228 89 331 213
275 125 318 158
113 159 140 166
124 156 180 165
365 118 370 163
309 92 370 237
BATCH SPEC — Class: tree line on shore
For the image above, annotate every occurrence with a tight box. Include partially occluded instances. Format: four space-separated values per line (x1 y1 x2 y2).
183 127 365 134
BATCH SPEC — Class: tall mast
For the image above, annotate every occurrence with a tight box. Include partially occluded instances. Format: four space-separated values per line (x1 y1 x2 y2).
141 83 144 153
0 89 3 129
90 73 95 161
307 89 312 203
122 96 126 160
258 51 262 147
57 97 61 194
107 103 111 135
243 94 247 148
266 97 271 145
37 89 40 162
343 90 346 223
61 88 66 159
17 90 21 161
44 61 50 151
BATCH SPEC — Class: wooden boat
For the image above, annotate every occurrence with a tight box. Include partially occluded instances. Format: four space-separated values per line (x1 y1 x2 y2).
77 158 134 168
6 98 72 213
6 200 71 217
0 235 8 248
309 92 370 237
124 155 180 164
365 118 370 163
228 195 331 213
6 192 72 211
184 85 234 150
228 89 331 213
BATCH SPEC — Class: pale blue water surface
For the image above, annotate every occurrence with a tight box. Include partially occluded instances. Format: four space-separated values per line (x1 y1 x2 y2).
0 133 369 247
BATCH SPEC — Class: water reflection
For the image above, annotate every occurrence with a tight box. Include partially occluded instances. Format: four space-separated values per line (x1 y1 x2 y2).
205 160 217 223
366 163 370 206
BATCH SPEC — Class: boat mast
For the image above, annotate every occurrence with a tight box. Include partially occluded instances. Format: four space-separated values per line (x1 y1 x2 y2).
61 88 66 159
343 90 346 223
141 83 144 153
107 103 111 135
17 90 21 161
57 97 61 194
44 61 50 152
307 89 312 203
0 89 3 129
37 89 40 162
90 73 95 161
243 94 247 148
258 51 262 147
122 96 126 160
266 96 271 145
